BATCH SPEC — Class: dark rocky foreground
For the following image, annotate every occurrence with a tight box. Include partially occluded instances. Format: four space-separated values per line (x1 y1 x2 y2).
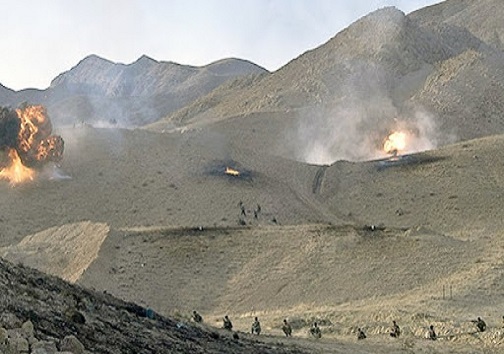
0 259 305 354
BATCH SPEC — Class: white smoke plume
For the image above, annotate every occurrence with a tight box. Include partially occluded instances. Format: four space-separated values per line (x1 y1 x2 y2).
296 102 442 165
292 59 446 165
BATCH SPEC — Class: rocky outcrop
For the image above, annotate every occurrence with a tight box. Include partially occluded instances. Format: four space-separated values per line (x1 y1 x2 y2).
0 259 305 354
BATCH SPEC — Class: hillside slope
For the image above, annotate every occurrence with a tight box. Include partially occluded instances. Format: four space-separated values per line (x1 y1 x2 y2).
0 258 308 354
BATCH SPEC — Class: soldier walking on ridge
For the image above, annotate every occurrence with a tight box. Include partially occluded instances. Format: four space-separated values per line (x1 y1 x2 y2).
428 325 437 340
282 319 292 337
223 315 233 330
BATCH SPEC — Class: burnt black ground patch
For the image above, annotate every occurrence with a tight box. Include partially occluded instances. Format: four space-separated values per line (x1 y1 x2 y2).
374 154 447 171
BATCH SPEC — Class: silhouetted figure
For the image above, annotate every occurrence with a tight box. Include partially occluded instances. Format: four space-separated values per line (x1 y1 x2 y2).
282 319 292 337
390 320 401 338
310 322 321 338
473 317 486 332
357 328 367 340
253 209 258 219
192 310 203 323
251 317 261 335
241 205 246 216
428 325 437 340
223 315 233 330
257 204 261 213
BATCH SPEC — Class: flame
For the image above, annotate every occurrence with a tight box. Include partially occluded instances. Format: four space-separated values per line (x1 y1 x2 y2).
16 105 54 161
225 167 240 176
0 104 64 186
383 131 407 156
0 149 35 185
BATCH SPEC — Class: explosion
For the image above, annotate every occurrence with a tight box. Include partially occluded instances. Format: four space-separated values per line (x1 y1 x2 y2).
383 131 407 156
0 104 64 185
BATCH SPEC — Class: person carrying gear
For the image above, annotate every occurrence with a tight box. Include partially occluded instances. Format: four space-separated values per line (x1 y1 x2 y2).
282 319 292 337
390 320 401 338
251 317 261 335
357 327 367 340
192 310 203 323
223 315 233 330
310 322 322 338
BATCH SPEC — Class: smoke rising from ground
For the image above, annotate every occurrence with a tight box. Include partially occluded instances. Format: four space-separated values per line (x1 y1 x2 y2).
296 100 442 165
294 60 447 165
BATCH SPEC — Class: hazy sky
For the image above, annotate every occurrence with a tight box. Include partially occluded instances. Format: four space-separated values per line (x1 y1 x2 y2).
1 0 443 91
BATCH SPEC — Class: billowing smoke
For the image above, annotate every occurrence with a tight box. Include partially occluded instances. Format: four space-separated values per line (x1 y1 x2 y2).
0 104 64 184
0 107 21 149
293 61 445 165
296 102 441 165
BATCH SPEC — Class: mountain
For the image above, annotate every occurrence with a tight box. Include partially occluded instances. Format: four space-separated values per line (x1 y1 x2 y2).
149 3 504 163
4 1 504 353
0 55 268 127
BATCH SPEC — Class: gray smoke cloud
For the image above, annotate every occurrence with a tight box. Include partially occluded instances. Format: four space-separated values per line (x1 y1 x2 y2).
295 101 443 165
292 60 446 165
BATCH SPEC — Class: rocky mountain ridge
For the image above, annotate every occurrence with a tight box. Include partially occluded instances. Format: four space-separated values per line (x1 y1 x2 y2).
0 55 267 127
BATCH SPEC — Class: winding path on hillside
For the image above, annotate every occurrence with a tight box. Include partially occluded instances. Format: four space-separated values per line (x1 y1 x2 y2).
312 165 327 194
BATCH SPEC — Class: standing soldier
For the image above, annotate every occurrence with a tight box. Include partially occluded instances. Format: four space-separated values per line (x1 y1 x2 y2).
251 317 261 335
223 315 233 330
428 325 437 340
282 319 292 337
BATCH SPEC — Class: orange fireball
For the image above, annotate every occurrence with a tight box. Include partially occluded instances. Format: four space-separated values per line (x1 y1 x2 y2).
0 104 64 185
383 131 407 156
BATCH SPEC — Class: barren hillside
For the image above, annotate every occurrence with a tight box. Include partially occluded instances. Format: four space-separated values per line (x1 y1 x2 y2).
149 2 504 164
2 1 504 353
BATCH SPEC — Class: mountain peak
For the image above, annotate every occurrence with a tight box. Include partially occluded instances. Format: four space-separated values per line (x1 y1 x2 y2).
129 55 158 69
77 54 114 68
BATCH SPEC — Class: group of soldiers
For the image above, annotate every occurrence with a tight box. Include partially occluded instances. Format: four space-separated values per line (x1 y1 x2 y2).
239 201 262 219
191 311 489 341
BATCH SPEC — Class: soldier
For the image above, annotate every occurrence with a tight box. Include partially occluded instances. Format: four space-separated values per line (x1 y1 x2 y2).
357 327 367 340
282 319 292 337
474 317 486 332
390 320 401 338
428 325 437 340
192 310 203 323
310 322 322 338
251 316 261 335
223 315 233 331
241 204 246 217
